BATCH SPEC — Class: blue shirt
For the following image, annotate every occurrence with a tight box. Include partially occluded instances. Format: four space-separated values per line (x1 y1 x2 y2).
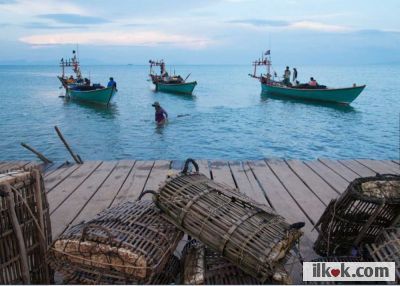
107 80 117 88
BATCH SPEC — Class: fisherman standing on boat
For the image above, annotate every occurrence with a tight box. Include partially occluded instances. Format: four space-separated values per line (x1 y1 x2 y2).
292 68 298 84
152 101 168 125
283 66 291 86
107 77 117 91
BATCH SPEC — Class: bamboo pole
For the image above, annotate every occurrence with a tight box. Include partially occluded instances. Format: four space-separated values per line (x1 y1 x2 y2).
2 183 31 284
54 126 83 164
33 169 50 283
21 142 53 164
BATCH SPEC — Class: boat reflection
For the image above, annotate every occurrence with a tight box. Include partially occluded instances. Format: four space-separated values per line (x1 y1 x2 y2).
260 92 357 113
62 97 119 118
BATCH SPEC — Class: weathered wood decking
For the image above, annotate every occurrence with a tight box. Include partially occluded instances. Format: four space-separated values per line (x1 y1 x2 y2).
1 159 399 282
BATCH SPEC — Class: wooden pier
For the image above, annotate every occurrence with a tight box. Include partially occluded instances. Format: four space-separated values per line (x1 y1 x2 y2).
1 159 399 281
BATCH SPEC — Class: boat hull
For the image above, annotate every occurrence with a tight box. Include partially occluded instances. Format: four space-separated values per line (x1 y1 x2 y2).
261 83 365 104
68 86 116 105
155 81 197 95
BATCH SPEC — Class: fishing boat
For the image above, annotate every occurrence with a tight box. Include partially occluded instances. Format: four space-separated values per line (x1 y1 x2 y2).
58 50 116 106
249 51 365 104
149 60 197 95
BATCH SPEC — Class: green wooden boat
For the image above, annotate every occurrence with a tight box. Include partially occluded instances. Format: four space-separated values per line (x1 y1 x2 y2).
155 81 197 94
261 83 365 104
149 59 197 95
250 51 365 104
67 86 116 105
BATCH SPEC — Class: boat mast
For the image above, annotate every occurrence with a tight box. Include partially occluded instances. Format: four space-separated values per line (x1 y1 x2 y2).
60 58 65 78
249 50 272 82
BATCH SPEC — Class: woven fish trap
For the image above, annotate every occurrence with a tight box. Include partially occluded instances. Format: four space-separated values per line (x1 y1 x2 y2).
0 169 52 284
145 158 304 283
50 251 180 284
366 227 400 282
49 200 183 282
181 239 292 285
314 174 400 257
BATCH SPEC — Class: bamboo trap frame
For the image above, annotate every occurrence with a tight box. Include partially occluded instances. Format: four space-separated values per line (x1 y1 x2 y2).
181 239 292 284
0 169 52 284
49 200 183 283
314 174 400 256
146 158 304 283
366 227 400 282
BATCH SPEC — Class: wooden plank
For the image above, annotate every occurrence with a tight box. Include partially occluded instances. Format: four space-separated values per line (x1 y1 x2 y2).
247 160 318 260
303 160 349 193
45 162 75 178
170 160 183 173
381 160 400 172
140 160 171 200
197 160 211 179
110 160 154 207
229 161 270 206
44 163 81 192
266 160 326 225
286 160 339 205
209 160 236 189
50 161 117 238
43 162 66 177
338 160 376 177
356 159 400 175
318 158 359 182
47 161 102 214
70 160 136 226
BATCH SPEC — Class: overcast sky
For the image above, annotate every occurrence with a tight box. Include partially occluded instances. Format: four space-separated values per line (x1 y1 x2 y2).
1 0 399 65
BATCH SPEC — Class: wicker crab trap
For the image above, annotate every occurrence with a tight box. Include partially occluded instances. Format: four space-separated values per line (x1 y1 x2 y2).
51 252 181 284
181 239 292 285
366 227 400 282
48 200 183 283
314 174 400 256
143 158 304 283
0 169 52 284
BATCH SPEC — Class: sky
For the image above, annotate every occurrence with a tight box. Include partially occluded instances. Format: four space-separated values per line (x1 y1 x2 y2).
0 0 399 65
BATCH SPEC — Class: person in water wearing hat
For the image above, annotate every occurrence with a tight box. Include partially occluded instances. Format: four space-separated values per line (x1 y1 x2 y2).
152 102 168 125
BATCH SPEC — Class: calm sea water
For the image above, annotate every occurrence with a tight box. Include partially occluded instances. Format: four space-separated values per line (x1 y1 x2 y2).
0 64 398 161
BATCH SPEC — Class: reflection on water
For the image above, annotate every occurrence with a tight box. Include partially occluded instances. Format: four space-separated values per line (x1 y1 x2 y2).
260 92 356 113
62 98 119 119
156 90 197 101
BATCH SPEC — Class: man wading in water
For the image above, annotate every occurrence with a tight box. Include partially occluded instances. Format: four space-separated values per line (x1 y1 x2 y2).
152 101 168 126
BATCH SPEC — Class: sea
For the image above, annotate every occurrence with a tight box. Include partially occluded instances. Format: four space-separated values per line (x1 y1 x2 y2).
0 64 398 162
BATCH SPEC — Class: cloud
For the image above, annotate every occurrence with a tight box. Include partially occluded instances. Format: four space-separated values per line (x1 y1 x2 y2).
19 31 213 49
289 21 350 32
227 19 289 27
23 22 86 29
38 13 109 25
0 0 83 15
227 17 350 32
